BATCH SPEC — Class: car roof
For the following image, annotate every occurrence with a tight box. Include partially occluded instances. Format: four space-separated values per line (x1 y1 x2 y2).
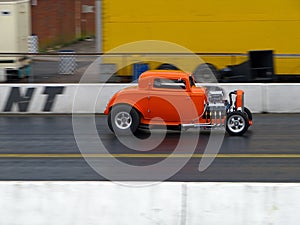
139 70 190 80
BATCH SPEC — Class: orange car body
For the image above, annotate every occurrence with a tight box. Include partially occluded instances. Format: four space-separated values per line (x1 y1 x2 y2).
104 70 252 135
104 70 209 126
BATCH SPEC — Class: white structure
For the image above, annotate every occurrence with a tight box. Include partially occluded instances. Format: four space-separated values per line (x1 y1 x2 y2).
0 182 300 225
0 83 299 114
0 0 31 81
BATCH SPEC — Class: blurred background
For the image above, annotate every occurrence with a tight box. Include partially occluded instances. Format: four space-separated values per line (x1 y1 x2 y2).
0 0 299 83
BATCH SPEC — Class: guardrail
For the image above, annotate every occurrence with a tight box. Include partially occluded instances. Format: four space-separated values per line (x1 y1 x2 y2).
0 181 299 225
0 83 298 114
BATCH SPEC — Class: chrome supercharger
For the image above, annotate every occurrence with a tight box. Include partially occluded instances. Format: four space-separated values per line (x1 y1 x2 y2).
204 89 227 127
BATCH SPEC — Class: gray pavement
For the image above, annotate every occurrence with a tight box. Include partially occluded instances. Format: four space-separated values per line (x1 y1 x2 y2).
56 38 97 53
1 114 300 181
29 38 98 83
12 38 130 83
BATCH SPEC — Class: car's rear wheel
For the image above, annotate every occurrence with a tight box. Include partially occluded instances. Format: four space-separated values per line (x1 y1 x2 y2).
108 105 140 135
226 111 249 136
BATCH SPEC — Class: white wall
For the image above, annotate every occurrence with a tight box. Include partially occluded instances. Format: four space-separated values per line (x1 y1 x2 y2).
265 84 300 113
0 182 300 225
0 83 298 114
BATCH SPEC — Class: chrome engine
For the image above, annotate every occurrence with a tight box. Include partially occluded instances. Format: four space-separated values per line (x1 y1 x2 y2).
204 87 227 126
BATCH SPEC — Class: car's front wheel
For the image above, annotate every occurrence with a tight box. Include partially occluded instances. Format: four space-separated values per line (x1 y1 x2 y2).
108 105 140 135
244 107 253 122
226 111 249 136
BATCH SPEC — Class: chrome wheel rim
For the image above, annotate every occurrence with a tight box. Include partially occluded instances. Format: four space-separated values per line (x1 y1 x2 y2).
115 112 132 130
227 115 245 133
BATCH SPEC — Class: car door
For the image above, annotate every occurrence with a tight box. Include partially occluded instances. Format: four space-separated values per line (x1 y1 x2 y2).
148 77 200 123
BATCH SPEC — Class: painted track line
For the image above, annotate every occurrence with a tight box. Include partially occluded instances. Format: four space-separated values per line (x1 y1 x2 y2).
0 153 300 158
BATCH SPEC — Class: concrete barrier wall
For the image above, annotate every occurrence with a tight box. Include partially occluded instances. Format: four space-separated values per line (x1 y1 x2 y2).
0 83 298 114
0 182 299 225
266 84 300 113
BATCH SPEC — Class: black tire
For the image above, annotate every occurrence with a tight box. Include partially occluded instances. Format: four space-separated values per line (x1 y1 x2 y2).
108 105 140 135
156 63 180 70
226 111 249 136
193 63 221 83
107 113 114 132
244 107 253 121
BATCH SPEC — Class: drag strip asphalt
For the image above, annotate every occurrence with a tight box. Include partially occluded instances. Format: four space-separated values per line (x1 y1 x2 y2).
0 114 300 181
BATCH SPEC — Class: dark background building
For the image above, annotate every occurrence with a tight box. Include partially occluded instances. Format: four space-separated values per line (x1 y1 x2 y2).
31 0 95 50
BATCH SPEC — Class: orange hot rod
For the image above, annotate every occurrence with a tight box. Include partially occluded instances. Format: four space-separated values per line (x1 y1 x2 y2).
104 70 253 136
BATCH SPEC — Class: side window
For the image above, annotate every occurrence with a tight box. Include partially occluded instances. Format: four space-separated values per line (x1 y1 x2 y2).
153 78 186 89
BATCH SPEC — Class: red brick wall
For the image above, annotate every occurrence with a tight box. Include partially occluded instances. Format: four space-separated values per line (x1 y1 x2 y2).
31 0 95 50
81 0 95 37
